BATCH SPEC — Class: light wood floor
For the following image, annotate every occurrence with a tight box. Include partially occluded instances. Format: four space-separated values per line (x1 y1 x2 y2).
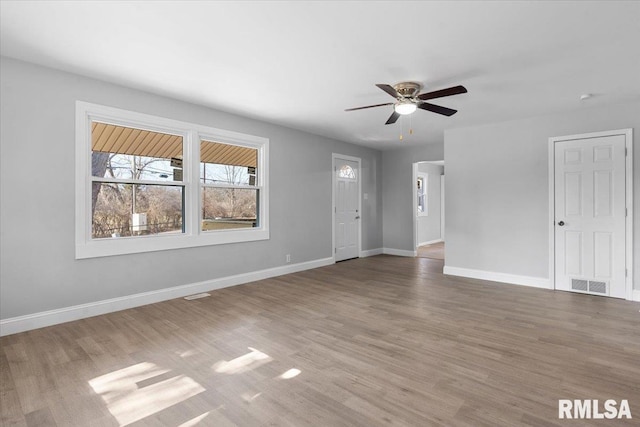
1 255 639 426
417 242 445 260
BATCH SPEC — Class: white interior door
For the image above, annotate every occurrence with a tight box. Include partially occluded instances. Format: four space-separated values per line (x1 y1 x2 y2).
554 134 626 298
334 157 360 261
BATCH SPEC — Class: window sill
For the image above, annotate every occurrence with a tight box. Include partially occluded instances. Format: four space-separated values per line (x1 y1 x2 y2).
75 228 269 259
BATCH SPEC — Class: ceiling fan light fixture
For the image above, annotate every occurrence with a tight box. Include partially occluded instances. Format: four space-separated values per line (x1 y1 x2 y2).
395 102 417 115
345 83 466 125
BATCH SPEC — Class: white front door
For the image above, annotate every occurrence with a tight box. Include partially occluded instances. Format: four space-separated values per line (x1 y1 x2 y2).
554 134 626 297
334 157 360 261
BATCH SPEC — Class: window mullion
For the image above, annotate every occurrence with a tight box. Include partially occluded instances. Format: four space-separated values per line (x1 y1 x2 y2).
201 184 258 190
83 113 93 245
189 132 200 236
91 177 185 187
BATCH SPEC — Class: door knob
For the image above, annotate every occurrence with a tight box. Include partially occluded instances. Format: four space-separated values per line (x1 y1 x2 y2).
355 216 361 219
558 221 565 226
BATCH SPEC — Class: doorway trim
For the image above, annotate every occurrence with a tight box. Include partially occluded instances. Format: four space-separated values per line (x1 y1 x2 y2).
332 153 362 262
440 175 445 240
548 128 633 300
413 161 445 253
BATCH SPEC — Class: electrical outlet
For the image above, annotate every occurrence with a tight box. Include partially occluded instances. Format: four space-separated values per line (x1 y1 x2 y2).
286 254 291 263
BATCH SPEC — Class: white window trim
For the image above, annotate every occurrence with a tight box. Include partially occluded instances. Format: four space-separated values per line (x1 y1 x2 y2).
75 101 269 259
417 172 428 217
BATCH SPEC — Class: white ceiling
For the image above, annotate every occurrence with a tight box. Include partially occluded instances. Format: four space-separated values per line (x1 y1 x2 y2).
1 1 639 150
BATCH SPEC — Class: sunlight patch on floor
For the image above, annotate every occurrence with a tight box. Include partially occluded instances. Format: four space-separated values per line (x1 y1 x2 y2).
278 368 301 379
89 362 205 426
178 349 197 358
241 391 262 403
178 411 210 427
89 362 169 392
213 347 272 374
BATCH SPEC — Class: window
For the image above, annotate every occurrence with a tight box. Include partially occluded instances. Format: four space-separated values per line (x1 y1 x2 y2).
200 140 259 231
338 164 356 179
417 173 428 216
91 123 185 239
76 102 269 259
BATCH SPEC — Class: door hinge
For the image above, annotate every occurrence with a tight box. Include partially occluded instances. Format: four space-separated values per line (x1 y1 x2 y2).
625 147 628 156
335 248 337 254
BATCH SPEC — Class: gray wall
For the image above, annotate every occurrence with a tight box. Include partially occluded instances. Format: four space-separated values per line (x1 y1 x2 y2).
382 144 444 251
0 57 383 319
445 101 640 288
417 163 444 245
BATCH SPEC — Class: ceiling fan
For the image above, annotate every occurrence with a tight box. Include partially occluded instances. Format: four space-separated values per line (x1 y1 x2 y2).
345 82 467 125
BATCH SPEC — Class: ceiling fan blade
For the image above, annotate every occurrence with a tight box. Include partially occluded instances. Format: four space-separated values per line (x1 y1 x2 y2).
385 111 400 125
418 102 457 116
417 85 467 101
345 102 394 112
376 84 400 98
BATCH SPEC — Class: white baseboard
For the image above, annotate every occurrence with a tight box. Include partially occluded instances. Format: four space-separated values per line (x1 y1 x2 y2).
418 239 443 247
383 248 417 257
633 289 640 302
0 257 334 337
443 265 551 289
360 248 383 257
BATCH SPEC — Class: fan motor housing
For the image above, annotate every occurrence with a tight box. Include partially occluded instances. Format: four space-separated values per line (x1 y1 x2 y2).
394 82 423 98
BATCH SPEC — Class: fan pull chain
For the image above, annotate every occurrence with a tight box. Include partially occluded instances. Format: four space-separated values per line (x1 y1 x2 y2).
409 114 413 135
399 117 403 141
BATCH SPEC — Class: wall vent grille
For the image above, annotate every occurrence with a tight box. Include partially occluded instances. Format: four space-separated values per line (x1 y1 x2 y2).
588 281 607 294
571 279 588 291
571 279 608 294
184 292 211 300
